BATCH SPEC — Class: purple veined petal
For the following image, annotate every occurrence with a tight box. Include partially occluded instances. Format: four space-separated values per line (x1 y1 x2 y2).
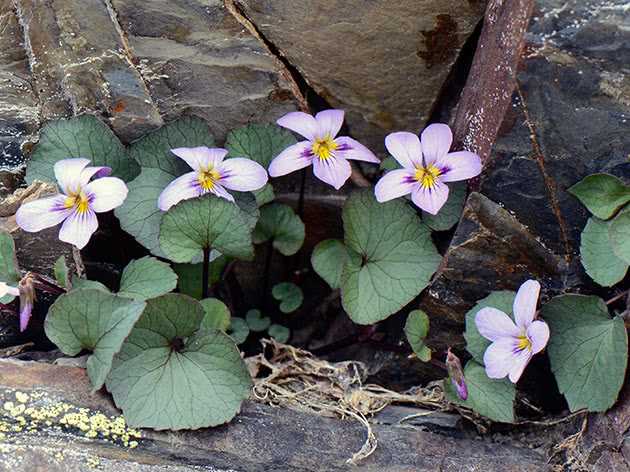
513 279 540 330
0 282 19 298
374 169 416 202
475 307 520 342
410 179 449 215
80 166 112 187
157 171 203 211
54 158 91 194
438 151 482 182
219 158 268 192
312 156 351 190
85 177 129 213
527 320 550 354
315 109 344 139
452 377 468 401
421 123 452 164
277 111 320 141
19 301 33 332
508 348 533 383
483 337 522 380
384 132 422 169
59 209 99 249
15 195 73 232
171 147 228 171
334 136 380 163
268 141 313 177
208 183 236 203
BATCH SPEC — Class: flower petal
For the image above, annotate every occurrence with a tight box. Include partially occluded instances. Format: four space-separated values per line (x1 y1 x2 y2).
0 282 19 298
54 158 91 193
513 279 540 329
277 112 319 141
315 109 344 138
527 320 550 354
410 180 449 215
59 209 98 249
157 172 202 211
374 169 416 202
20 301 33 332
268 141 313 177
335 136 380 163
384 132 422 169
483 338 518 379
219 158 268 192
508 349 533 383
208 183 235 203
475 307 520 341
421 123 452 164
85 177 128 213
438 151 482 182
80 166 112 185
15 195 72 232
312 156 351 190
171 147 227 171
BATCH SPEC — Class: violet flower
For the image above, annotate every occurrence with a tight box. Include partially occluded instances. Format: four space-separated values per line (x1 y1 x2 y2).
158 147 268 211
16 158 128 249
18 275 35 332
475 280 550 383
269 109 379 189
374 124 482 214
446 349 468 400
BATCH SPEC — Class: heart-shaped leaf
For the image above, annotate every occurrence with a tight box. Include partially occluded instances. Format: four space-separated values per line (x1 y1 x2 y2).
118 256 178 301
245 309 270 332
444 360 515 423
0 231 19 304
569 173 630 220
609 210 630 264
172 257 228 300
253 203 305 256
404 310 431 362
268 324 290 343
226 123 297 169
200 298 231 332
340 190 441 324
159 194 255 263
228 318 250 344
53 256 70 289
464 291 516 364
45 289 146 391
311 239 349 290
26 115 139 184
71 277 110 292
106 293 251 430
543 294 628 412
272 282 303 313
423 182 467 231
580 217 628 287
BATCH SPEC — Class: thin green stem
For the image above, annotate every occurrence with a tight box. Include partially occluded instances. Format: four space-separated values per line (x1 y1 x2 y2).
202 247 210 299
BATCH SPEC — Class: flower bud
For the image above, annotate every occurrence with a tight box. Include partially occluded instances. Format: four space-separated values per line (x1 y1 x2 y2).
18 274 36 332
446 348 468 400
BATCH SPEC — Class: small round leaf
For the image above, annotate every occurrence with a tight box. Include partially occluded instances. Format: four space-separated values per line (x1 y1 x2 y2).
118 256 178 301
404 310 431 362
253 203 305 256
272 282 304 313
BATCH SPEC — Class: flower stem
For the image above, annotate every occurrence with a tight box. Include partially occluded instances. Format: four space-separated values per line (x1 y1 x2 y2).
297 168 307 219
201 247 210 299
262 240 273 310
72 245 85 278
605 289 630 306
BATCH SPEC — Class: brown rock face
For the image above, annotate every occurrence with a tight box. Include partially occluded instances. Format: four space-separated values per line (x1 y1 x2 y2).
233 0 486 153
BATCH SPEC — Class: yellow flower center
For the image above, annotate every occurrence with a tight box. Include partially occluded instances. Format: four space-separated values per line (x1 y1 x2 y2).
516 335 532 351
64 190 90 214
312 135 338 161
414 164 442 189
198 167 222 191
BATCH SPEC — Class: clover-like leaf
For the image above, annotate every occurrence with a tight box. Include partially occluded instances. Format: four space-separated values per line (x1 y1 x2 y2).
423 182 467 231
26 115 138 185
53 256 70 289
404 310 431 362
159 194 255 263
311 239 349 290
464 291 516 364
226 123 297 169
45 289 146 391
268 324 290 343
569 173 630 220
0 231 19 304
340 190 441 324
580 217 628 286
543 294 627 412
272 282 304 313
106 294 251 430
609 210 630 264
228 318 250 345
200 298 231 332
253 203 305 256
118 256 178 301
444 361 515 423
172 257 228 300
245 309 271 332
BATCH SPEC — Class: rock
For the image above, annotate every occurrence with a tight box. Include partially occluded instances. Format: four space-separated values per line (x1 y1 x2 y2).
110 0 303 144
232 0 486 153
0 359 549 471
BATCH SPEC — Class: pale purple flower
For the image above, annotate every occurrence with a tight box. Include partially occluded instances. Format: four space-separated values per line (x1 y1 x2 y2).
446 349 468 400
374 124 482 214
475 280 550 383
157 147 268 211
269 109 379 190
16 158 128 249
18 275 35 332
0 282 19 298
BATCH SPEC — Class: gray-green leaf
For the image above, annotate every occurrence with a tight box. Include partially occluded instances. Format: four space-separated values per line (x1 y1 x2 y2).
26 115 138 184
271 282 304 313
53 256 70 289
118 256 178 301
423 182 467 231
253 203 305 256
340 190 441 324
311 239 348 290
228 318 250 345
609 210 630 264
569 173 630 220
71 277 110 292
245 309 270 332
106 294 251 430
200 298 231 332
543 294 628 412
0 231 19 304
226 123 296 169
172 257 228 300
404 310 431 362
45 289 146 391
580 217 628 286
268 324 290 343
